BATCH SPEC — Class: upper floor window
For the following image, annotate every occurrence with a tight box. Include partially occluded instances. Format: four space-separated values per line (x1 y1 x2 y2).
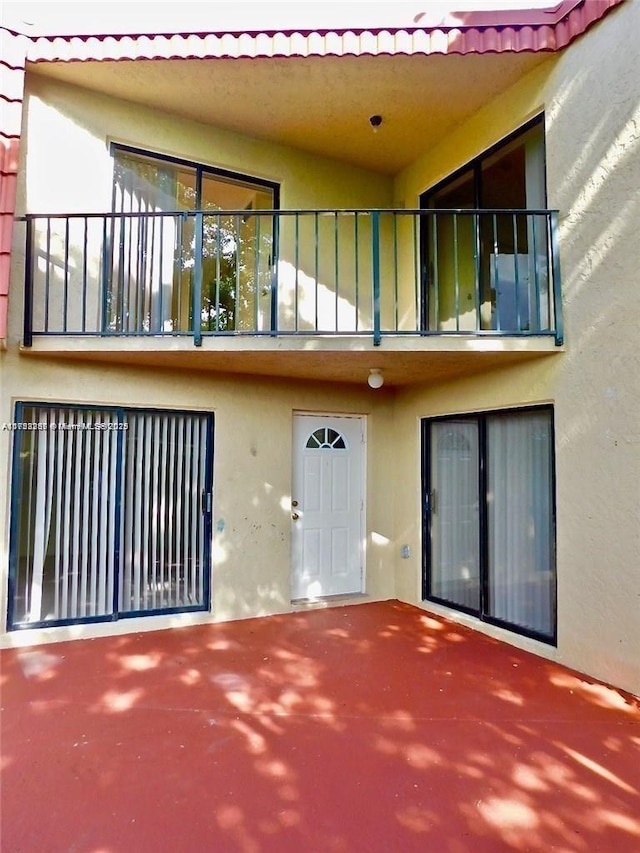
112 145 279 216
107 146 280 334
421 115 546 212
420 116 552 335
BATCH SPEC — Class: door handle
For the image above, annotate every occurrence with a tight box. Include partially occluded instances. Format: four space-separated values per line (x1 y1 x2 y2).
292 512 299 521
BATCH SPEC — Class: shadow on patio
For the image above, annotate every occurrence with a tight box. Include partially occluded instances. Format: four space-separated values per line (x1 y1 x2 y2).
1 600 639 852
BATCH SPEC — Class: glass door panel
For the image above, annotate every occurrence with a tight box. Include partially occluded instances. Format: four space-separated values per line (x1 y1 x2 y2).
111 151 197 333
110 147 278 335
200 175 275 332
10 405 119 625
486 410 554 636
9 405 213 628
119 412 210 614
480 121 547 331
421 117 547 334
429 419 481 610
425 168 477 332
423 404 556 641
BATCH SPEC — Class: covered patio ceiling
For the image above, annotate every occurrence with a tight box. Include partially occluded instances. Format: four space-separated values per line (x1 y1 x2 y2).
29 50 549 175
2 600 639 851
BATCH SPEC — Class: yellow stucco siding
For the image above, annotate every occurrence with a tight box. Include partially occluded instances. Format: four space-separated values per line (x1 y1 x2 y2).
21 73 394 215
14 74 395 340
0 349 397 644
391 0 640 694
1 61 398 639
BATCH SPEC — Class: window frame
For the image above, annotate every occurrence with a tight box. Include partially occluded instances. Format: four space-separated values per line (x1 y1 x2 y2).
110 143 281 211
107 144 281 336
421 404 557 645
419 115 548 334
7 401 215 631
420 113 547 210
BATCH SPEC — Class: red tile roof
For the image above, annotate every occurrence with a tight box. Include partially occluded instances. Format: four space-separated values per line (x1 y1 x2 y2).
0 26 28 341
16 0 625 62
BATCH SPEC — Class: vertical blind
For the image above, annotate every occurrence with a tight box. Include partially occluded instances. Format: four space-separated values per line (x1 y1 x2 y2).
15 407 119 623
110 152 188 334
9 405 212 627
119 412 209 614
487 411 554 635
430 420 480 610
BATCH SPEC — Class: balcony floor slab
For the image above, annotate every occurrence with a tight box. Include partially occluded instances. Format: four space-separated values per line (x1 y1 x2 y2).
20 335 561 387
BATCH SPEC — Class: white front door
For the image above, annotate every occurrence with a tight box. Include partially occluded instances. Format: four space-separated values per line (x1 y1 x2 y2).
291 414 365 600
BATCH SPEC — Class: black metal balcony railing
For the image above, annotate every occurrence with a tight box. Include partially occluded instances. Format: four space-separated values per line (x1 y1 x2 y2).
22 209 563 347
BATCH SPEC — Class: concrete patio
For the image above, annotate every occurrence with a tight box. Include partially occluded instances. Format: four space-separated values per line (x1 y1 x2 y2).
1 600 639 852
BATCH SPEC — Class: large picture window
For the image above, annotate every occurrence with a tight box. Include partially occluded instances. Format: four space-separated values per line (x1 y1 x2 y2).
106 145 279 335
422 406 556 642
7 403 214 629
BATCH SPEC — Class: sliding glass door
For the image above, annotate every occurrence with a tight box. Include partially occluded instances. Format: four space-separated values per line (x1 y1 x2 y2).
8 404 213 629
423 407 556 641
108 146 278 335
421 116 549 334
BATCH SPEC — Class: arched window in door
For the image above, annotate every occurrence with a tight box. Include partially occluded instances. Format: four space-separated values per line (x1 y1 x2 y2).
305 428 347 450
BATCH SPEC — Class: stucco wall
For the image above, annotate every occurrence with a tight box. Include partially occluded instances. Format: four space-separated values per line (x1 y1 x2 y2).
0 350 397 644
392 0 640 695
0 74 397 644
9 74 396 341
20 72 394 215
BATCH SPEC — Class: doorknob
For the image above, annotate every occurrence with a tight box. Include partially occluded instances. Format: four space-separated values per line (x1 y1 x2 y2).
292 500 299 507
292 512 300 520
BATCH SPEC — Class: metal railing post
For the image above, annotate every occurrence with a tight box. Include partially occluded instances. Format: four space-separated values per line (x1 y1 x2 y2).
23 217 33 347
473 212 481 332
270 213 279 336
372 210 381 346
193 211 203 347
550 210 564 345
101 215 111 333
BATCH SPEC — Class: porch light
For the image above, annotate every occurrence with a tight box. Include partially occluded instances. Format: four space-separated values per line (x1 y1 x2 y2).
368 369 384 389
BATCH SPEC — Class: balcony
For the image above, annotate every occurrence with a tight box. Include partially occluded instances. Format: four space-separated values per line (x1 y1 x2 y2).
21 208 562 386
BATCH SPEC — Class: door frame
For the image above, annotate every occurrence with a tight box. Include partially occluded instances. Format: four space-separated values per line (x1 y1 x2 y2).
291 411 367 600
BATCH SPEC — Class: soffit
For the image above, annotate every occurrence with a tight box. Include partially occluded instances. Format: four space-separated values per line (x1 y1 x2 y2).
28 52 549 175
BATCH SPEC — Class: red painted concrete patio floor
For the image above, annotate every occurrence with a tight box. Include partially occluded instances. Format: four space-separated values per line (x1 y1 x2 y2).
1 601 639 853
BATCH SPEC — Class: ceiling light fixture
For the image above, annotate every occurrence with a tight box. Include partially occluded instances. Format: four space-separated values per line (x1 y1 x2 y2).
367 368 384 389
